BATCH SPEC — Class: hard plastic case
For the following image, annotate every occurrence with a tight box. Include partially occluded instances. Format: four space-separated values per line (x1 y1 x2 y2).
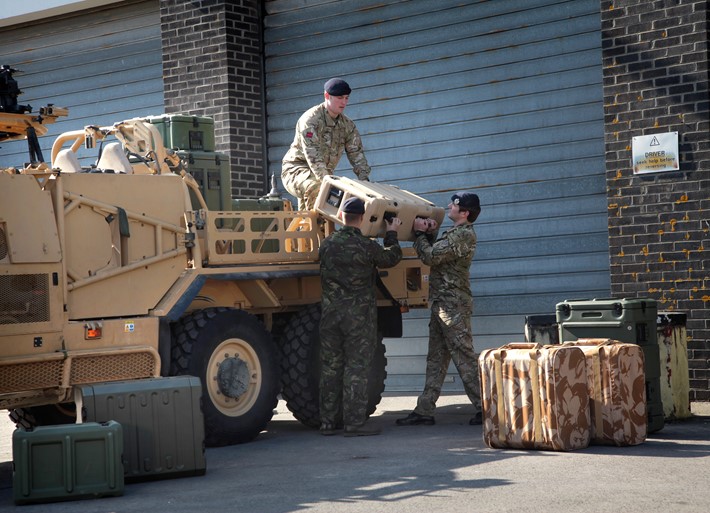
13 421 124 505
555 297 664 433
178 150 232 213
314 175 445 241
79 376 206 482
145 114 215 151
562 338 647 446
479 343 591 451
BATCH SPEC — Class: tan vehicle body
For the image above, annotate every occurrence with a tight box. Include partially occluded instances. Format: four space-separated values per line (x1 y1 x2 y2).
0 113 435 445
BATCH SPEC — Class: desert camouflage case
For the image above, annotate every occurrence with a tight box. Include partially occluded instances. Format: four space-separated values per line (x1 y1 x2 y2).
564 339 647 446
314 175 445 241
479 343 590 451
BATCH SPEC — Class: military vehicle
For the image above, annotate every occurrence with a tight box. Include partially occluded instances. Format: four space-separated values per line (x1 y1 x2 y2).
0 71 441 446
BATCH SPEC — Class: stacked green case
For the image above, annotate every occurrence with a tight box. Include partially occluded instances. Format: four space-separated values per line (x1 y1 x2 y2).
179 150 232 213
80 376 206 482
556 297 664 433
13 421 124 504
145 114 215 151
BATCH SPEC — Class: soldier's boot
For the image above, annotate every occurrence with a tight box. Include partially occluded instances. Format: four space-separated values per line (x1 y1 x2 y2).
395 411 435 426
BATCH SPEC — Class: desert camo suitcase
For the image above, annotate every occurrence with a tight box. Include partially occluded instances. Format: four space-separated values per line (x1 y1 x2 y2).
13 421 124 504
562 339 647 446
79 376 206 482
314 175 445 241
556 297 664 433
479 343 590 451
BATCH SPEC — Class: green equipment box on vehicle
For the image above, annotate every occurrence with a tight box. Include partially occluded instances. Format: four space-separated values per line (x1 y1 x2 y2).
146 114 215 152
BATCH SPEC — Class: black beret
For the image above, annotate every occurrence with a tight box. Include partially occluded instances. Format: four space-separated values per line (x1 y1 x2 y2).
324 78 351 96
451 192 480 211
342 197 365 214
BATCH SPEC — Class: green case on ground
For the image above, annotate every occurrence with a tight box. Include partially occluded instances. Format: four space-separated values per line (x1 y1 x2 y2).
145 114 215 151
79 376 206 482
555 297 664 433
12 421 124 504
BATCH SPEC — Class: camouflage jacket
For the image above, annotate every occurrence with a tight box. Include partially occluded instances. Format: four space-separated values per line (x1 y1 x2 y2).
414 223 477 306
319 226 401 313
282 103 371 180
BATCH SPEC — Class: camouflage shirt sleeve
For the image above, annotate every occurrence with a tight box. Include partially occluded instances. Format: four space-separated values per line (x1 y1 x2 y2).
414 224 476 266
344 123 372 181
373 230 402 268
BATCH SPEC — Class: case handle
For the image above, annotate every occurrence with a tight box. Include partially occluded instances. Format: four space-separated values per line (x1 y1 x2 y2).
562 338 618 347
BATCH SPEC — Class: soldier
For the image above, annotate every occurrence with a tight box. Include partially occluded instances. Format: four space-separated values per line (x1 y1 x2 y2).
281 78 372 211
319 197 402 437
396 192 483 426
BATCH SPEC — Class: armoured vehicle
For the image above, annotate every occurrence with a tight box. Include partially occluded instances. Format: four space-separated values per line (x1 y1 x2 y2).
0 75 440 446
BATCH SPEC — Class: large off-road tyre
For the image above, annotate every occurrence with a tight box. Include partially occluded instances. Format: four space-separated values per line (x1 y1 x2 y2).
171 307 280 446
279 303 387 428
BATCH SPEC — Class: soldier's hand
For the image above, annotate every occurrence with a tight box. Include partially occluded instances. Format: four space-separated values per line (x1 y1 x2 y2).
413 217 430 232
385 217 402 230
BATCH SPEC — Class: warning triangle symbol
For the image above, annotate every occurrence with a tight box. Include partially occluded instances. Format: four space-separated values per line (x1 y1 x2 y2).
650 136 660 146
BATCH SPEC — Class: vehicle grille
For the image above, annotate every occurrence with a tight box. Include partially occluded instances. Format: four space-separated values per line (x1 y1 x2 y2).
70 351 158 384
0 350 159 394
0 359 64 394
0 273 50 325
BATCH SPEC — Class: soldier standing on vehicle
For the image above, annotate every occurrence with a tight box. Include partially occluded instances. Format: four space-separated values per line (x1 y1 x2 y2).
396 192 483 427
282 78 372 211
319 197 402 437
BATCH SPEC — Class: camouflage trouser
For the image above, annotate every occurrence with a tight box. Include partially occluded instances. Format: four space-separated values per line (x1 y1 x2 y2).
319 306 377 428
281 163 323 211
414 301 481 416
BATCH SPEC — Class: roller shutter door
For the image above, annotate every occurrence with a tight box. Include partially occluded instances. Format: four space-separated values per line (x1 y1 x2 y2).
267 0 610 392
0 0 163 169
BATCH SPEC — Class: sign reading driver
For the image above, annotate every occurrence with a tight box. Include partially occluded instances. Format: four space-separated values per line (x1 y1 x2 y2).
632 132 679 174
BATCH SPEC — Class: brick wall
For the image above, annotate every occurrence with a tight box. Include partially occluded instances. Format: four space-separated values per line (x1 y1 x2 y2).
601 0 709 400
159 0 266 197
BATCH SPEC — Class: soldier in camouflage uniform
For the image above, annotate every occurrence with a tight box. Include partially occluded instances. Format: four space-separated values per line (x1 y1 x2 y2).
281 78 372 211
396 192 483 427
319 197 402 437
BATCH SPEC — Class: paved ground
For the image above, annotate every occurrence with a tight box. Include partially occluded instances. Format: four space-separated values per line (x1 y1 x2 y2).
1 395 709 513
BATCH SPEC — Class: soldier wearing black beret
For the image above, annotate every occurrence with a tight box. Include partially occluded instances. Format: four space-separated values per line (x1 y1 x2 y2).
397 191 483 427
318 197 401 436
281 78 372 210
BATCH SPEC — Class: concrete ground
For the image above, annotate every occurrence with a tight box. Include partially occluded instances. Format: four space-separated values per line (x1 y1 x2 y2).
1 395 709 513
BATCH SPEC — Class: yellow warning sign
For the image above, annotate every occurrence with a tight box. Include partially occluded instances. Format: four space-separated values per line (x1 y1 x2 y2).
632 132 679 174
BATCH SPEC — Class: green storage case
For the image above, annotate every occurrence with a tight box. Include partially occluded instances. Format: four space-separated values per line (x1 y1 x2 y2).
179 150 232 213
145 114 215 151
13 421 124 504
556 297 664 433
79 376 206 482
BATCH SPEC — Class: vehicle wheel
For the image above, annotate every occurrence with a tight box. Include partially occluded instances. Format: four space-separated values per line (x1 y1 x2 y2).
10 403 76 429
171 307 280 446
279 303 387 428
